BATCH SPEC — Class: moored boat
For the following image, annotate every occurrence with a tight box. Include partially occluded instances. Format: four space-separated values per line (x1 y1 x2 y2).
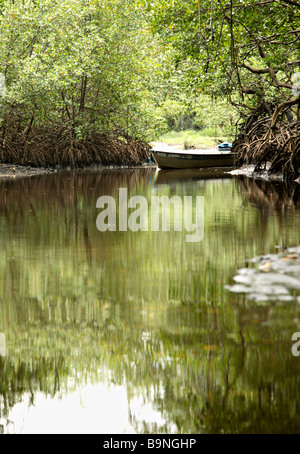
151 148 235 170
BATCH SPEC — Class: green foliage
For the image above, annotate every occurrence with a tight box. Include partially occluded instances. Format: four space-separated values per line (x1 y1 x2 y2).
154 95 238 137
0 0 166 142
158 128 233 149
0 0 298 154
149 0 300 118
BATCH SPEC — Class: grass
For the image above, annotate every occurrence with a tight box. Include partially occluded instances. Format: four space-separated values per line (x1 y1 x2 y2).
157 128 234 149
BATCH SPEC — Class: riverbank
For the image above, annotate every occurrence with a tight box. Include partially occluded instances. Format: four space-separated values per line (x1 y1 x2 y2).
228 164 283 181
233 119 300 182
0 135 152 178
228 164 300 183
0 162 154 179
0 164 55 178
0 128 150 168
1 150 298 185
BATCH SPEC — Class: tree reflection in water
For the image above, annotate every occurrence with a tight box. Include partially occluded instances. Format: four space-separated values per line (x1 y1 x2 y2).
0 170 299 433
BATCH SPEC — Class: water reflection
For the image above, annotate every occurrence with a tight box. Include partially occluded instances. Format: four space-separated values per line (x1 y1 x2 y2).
4 378 175 434
0 169 300 433
154 168 233 185
237 176 300 213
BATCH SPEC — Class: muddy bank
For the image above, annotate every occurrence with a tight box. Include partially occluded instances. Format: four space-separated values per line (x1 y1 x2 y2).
0 162 154 179
0 160 156 179
0 164 54 178
228 164 286 182
230 165 300 185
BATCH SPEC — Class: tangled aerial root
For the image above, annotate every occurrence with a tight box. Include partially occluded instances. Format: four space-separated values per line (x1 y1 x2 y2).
0 113 150 167
233 117 300 181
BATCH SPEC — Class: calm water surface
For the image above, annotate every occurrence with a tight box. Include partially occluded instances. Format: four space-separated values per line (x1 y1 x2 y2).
0 168 300 434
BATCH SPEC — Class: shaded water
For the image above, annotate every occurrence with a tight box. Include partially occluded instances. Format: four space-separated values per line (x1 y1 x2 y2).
0 168 300 434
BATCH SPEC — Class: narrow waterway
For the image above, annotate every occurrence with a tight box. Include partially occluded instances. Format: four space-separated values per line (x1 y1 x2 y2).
0 168 300 434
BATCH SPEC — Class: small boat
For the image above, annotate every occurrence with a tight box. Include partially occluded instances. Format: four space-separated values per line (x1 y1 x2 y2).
151 148 235 170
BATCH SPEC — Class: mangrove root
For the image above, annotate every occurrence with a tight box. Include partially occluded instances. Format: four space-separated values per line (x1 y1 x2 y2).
233 116 300 181
0 112 150 167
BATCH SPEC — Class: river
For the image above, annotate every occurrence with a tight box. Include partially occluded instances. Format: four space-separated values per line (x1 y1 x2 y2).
0 167 300 434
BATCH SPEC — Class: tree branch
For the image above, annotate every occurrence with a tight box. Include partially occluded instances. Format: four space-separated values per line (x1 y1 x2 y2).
280 0 300 8
271 98 299 128
268 67 293 89
242 63 270 74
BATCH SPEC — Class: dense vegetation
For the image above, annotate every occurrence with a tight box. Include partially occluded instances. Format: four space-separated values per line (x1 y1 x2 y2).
0 0 299 173
0 0 163 166
149 0 300 178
